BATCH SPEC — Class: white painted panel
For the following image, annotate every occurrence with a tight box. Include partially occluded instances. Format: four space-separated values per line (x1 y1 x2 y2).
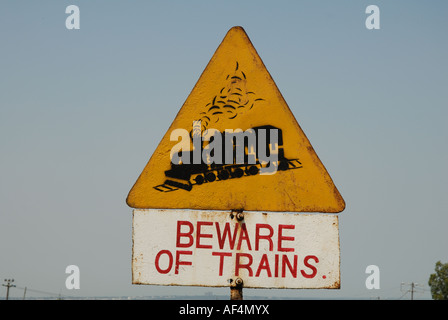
132 209 339 289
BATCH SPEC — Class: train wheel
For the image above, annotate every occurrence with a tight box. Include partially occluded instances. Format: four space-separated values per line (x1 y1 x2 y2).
279 161 289 171
248 165 259 176
194 175 205 185
205 172 216 182
233 168 244 178
218 170 230 180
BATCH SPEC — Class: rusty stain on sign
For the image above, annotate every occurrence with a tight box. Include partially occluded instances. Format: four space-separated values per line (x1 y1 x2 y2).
132 209 340 289
126 26 345 213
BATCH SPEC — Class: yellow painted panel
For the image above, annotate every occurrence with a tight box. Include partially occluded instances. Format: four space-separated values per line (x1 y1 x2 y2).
126 26 345 213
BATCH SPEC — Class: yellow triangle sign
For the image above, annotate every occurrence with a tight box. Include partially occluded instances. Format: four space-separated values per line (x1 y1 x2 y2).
127 26 345 213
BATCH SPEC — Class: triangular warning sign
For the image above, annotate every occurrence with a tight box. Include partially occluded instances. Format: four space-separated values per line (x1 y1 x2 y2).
127 26 345 213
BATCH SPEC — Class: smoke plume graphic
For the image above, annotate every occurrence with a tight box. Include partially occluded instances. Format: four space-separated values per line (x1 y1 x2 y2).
195 62 264 134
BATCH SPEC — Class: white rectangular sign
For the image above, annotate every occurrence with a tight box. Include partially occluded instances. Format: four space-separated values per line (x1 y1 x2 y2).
132 209 340 289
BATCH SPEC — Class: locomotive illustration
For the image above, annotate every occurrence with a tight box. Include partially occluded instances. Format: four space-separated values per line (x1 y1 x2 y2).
154 125 302 192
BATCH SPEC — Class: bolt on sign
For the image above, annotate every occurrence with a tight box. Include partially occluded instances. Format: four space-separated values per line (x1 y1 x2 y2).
127 26 345 290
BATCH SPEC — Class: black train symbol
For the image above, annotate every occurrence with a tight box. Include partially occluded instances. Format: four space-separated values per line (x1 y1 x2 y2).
154 125 302 192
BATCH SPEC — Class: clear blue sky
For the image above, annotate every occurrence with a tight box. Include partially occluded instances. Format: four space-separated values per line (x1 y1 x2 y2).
1 1 447 299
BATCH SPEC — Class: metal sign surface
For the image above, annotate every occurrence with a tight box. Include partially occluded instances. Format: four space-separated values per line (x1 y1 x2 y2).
132 209 340 289
126 26 345 213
